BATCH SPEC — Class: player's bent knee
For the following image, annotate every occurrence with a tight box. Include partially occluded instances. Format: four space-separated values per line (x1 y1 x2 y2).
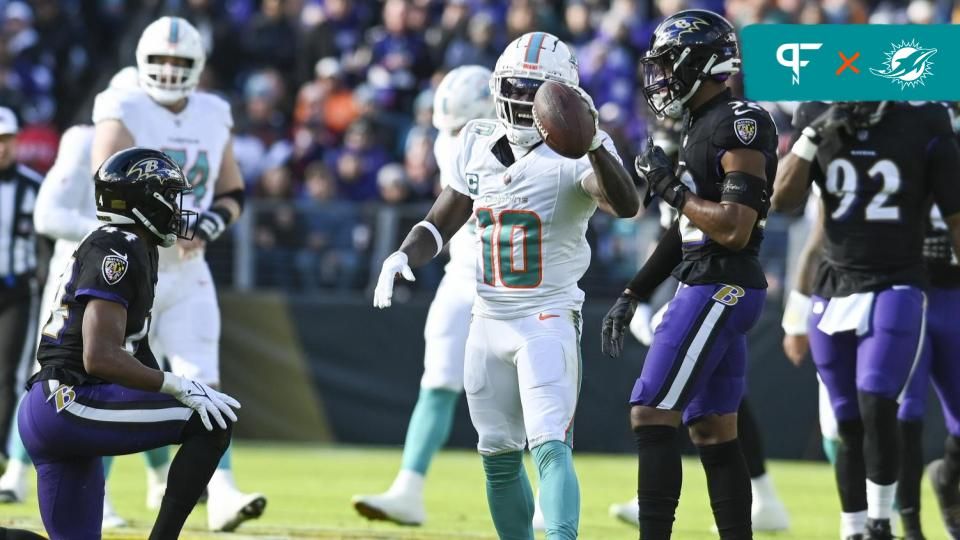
182 413 233 453
630 405 681 430
687 414 737 446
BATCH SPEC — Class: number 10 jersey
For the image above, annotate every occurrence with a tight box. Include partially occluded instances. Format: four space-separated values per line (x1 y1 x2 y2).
447 119 618 319
793 101 960 297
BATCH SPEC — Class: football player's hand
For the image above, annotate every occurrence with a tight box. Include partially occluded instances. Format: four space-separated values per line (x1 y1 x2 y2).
628 302 654 347
373 251 415 309
572 86 603 151
805 105 853 142
160 372 240 431
176 237 206 260
601 293 638 358
636 138 687 209
782 334 809 367
196 208 230 242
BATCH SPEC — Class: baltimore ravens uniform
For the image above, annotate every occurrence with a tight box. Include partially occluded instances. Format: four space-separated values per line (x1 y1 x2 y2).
446 118 618 455
21 227 199 537
900 205 960 439
793 102 960 427
630 89 778 424
92 86 232 385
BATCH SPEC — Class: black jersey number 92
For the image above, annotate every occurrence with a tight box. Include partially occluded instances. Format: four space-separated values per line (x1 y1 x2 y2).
793 102 960 297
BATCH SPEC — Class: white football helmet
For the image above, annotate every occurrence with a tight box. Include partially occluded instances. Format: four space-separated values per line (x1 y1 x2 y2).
135 17 205 105
491 32 579 146
432 65 495 134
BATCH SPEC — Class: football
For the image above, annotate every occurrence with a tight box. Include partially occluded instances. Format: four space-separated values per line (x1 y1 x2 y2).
532 80 596 159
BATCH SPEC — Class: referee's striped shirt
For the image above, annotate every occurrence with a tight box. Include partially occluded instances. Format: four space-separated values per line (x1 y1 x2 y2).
0 164 42 284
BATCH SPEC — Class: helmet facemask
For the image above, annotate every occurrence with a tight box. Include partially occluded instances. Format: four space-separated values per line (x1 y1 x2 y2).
493 75 545 146
642 47 721 119
140 55 199 105
134 187 197 247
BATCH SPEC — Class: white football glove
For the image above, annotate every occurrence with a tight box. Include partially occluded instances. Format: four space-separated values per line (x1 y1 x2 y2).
373 251 416 309
628 303 654 346
572 86 602 151
160 372 240 431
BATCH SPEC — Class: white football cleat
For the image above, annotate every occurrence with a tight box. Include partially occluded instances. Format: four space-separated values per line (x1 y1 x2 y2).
532 498 545 531
102 496 127 529
352 491 426 526
609 497 640 527
146 481 165 510
751 474 790 531
207 490 267 532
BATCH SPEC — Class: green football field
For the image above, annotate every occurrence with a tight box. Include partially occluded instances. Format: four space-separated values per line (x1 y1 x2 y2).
0 443 950 539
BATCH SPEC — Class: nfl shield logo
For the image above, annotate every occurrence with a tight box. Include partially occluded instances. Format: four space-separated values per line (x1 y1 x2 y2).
101 254 128 285
734 118 757 145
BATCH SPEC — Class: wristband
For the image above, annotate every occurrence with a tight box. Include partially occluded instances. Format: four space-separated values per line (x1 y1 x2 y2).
790 133 819 162
413 220 443 257
159 372 180 394
781 290 812 335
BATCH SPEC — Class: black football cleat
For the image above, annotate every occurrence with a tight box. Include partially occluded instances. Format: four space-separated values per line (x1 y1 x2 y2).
927 459 960 539
864 518 894 540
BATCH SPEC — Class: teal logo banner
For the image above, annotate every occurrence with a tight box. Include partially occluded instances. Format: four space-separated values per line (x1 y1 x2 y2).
741 25 960 101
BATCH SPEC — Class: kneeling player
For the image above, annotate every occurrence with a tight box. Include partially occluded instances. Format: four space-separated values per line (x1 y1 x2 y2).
20 148 240 539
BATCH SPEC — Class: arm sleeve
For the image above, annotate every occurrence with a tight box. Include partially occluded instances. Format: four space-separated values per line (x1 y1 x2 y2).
928 134 960 219
626 220 682 302
73 236 140 309
34 127 100 241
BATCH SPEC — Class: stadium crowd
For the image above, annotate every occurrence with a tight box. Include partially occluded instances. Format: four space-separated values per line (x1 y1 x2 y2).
1 0 956 292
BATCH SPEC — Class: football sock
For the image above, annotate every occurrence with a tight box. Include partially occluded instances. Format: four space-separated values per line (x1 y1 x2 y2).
859 392 900 486
635 425 681 540
822 436 840 465
737 399 767 478
866 479 896 520
841 510 867 538
145 446 170 471
481 451 534 540
897 420 923 534
836 419 868 513
698 439 752 539
5 413 29 464
943 435 960 486
531 441 579 540
0 527 46 539
151 415 230 539
400 387 459 476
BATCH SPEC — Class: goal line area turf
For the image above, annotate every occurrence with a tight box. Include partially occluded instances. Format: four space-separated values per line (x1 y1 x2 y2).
0 443 950 539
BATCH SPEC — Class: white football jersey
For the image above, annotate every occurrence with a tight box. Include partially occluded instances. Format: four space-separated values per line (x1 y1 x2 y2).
447 119 617 319
93 87 233 267
435 131 476 281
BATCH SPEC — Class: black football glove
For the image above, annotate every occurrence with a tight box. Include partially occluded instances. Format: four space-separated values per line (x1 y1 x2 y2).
635 138 687 210
196 207 231 242
601 293 638 358
804 104 854 143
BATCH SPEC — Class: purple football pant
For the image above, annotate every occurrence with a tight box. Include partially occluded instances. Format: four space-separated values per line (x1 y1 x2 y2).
18 380 196 540
630 283 766 424
809 287 925 422
899 287 960 436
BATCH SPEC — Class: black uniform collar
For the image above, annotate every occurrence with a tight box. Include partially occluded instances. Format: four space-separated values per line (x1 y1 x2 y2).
689 88 733 121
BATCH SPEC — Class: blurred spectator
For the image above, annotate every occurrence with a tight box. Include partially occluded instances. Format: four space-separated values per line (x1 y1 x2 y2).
239 69 289 149
402 126 437 199
15 121 58 174
241 0 299 81
31 0 92 128
579 11 636 111
3 2 55 124
297 161 367 290
254 164 305 289
377 163 411 204
297 0 366 84
564 2 595 47
326 119 390 201
442 12 499 69
425 0 472 66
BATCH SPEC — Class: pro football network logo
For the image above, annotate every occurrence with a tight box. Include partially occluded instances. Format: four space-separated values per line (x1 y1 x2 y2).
870 39 937 89
776 43 823 85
